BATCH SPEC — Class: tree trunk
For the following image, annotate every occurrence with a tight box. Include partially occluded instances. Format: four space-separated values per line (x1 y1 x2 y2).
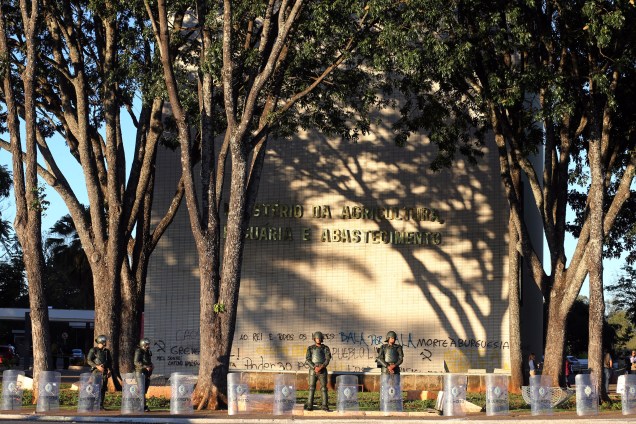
23 239 52 399
192 258 224 410
91 262 122 390
194 153 250 410
541 283 568 386
588 265 605 400
192 138 250 410
119 270 142 374
0 0 52 400
508 216 523 393
587 105 606 401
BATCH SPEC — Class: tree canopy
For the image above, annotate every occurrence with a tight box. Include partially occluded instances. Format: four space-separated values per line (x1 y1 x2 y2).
0 0 184 375
381 0 636 387
2 0 636 401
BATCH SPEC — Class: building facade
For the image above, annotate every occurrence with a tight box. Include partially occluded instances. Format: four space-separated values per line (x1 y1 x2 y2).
144 123 542 379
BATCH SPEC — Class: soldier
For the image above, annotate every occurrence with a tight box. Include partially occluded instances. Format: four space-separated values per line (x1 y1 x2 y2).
375 331 404 374
304 331 331 411
86 335 113 409
134 338 154 412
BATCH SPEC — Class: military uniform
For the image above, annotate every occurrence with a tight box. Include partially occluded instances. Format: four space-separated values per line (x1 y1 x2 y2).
134 340 153 411
87 340 112 408
305 332 331 411
376 331 404 374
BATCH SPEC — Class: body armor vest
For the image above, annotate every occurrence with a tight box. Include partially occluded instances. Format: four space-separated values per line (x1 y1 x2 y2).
89 347 111 368
135 348 153 371
383 345 400 364
310 346 327 364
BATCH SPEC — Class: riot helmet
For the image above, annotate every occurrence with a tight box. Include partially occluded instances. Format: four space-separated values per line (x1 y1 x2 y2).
140 338 150 348
312 331 324 342
95 335 107 345
386 331 397 342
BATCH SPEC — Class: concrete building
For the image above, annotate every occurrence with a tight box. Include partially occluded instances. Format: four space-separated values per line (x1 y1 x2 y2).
144 122 543 384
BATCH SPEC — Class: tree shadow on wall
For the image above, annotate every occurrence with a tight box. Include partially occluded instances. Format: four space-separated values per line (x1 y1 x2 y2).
236 113 509 373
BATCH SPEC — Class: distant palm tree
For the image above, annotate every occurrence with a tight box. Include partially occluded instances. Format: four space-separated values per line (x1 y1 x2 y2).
0 165 27 307
44 211 94 309
0 165 14 256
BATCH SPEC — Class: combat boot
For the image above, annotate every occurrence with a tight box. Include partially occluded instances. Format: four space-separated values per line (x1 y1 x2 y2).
321 389 330 411
304 390 315 411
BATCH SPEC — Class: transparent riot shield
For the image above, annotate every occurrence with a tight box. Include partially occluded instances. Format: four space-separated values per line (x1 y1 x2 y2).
575 373 598 416
1 370 25 410
336 375 359 413
485 374 508 416
443 374 467 417
227 372 249 415
36 371 61 412
170 372 196 415
529 374 553 416
379 373 402 413
617 374 626 395
77 373 102 413
121 372 145 414
273 374 296 415
622 374 636 415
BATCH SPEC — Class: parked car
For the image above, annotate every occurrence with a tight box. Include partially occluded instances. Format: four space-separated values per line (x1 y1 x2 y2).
70 348 85 365
0 345 19 367
566 355 581 371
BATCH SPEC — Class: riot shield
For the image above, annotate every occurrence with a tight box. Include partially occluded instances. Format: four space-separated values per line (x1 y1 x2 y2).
529 374 553 416
336 375 359 413
121 372 145 414
622 374 636 415
443 374 467 417
1 370 25 410
575 373 598 416
227 372 250 415
485 374 509 416
273 374 296 415
77 372 102 413
169 372 196 415
36 371 61 412
379 373 402 413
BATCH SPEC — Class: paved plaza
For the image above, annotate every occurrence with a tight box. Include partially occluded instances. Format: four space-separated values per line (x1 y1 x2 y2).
1 409 636 423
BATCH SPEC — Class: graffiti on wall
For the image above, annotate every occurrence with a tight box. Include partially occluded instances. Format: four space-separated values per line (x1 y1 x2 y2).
151 328 509 374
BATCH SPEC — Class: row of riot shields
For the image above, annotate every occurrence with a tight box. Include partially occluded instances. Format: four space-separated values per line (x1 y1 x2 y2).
4 369 636 415
528 374 636 417
1 370 196 415
444 373 636 417
227 373 297 415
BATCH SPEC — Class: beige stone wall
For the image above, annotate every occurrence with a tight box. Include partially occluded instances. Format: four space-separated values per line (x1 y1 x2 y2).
145 125 510 378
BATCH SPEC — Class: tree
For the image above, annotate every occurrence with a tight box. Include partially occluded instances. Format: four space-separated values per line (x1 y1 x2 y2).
43 214 94 309
0 164 13 254
0 255 28 308
388 0 636 389
0 165 27 309
0 0 53 394
565 297 590 357
145 0 398 408
0 0 183 376
606 308 635 354
608 265 636 326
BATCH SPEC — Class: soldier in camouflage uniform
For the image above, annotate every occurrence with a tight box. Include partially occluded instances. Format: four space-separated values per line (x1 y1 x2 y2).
86 335 113 409
134 338 154 412
375 331 403 374
304 331 331 411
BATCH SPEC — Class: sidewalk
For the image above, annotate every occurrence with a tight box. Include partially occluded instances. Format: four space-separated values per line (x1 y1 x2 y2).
2 408 636 423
